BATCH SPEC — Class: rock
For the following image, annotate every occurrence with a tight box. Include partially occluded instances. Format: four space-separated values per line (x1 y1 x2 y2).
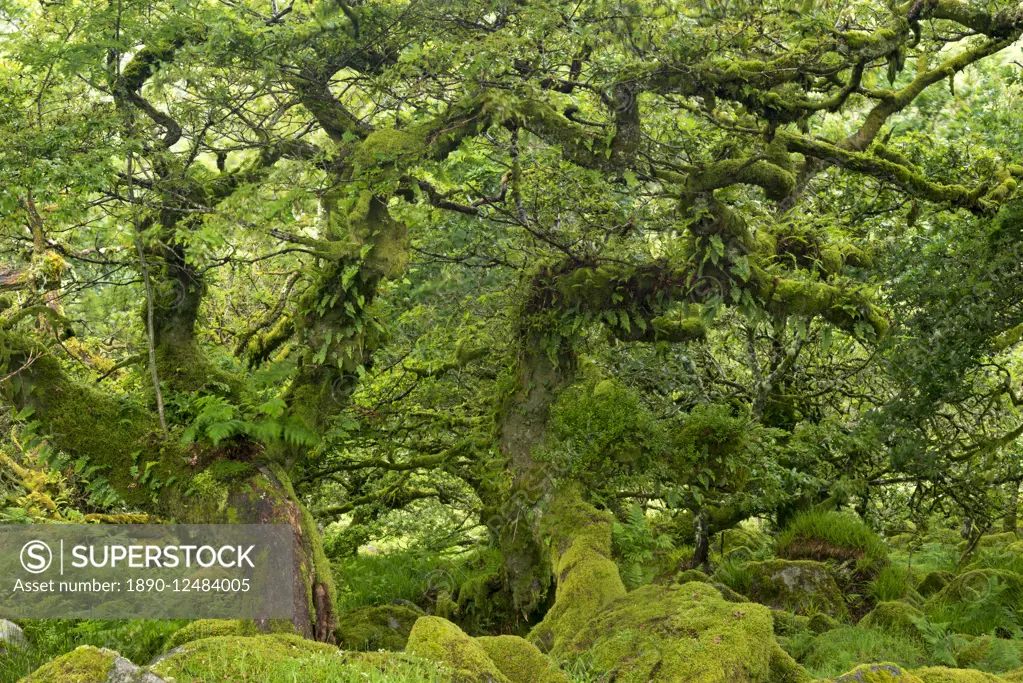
335 604 423 651
829 663 922 682
406 616 510 683
771 610 810 636
858 601 925 639
476 635 568 683
150 633 446 680
555 581 810 683
20 645 167 683
808 613 841 634
971 532 1018 549
913 666 1006 682
164 618 292 650
0 619 27 654
746 559 849 618
916 571 954 598
164 619 257 649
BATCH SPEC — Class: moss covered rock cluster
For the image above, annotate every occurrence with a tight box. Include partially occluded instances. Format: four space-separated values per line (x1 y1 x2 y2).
745 559 850 618
335 604 424 651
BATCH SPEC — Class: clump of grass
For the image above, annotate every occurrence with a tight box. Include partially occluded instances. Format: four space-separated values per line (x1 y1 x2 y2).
777 510 888 576
801 626 928 678
870 564 915 602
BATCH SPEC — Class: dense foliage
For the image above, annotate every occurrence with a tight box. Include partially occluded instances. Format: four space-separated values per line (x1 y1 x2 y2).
4 0 1023 681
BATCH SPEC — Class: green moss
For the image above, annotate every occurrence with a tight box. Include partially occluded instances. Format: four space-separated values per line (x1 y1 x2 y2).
912 667 1005 682
809 612 841 634
916 571 954 598
528 486 627 654
974 532 1018 548
858 602 924 639
953 635 1023 672
166 619 260 649
557 581 809 683
776 510 888 577
475 635 569 683
152 633 447 681
678 569 711 583
335 604 423 652
746 560 849 618
18 645 118 683
353 129 426 174
203 459 256 482
405 616 510 683
772 609 811 635
830 664 924 682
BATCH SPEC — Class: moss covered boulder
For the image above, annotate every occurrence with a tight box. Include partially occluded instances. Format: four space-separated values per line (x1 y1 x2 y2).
151 633 446 681
406 616 509 682
555 581 809 683
20 645 165 683
745 559 849 618
973 532 1018 549
829 664 923 682
776 510 888 577
165 619 258 649
858 602 925 639
912 667 1006 682
808 612 841 634
476 635 568 683
335 604 423 651
772 610 810 636
916 571 954 598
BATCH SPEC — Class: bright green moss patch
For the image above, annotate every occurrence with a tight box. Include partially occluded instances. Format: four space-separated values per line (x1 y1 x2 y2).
830 663 924 682
912 666 1005 682
165 619 258 649
475 635 568 683
557 581 809 683
776 510 888 577
405 616 510 683
528 486 627 654
335 604 423 652
18 645 117 683
152 633 448 682
859 602 925 639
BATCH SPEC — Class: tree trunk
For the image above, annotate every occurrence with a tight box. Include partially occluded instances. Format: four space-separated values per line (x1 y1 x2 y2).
1005 482 1020 533
492 331 575 619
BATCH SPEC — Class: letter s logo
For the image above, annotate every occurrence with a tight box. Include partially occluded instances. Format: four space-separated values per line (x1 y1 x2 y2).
20 540 52 574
